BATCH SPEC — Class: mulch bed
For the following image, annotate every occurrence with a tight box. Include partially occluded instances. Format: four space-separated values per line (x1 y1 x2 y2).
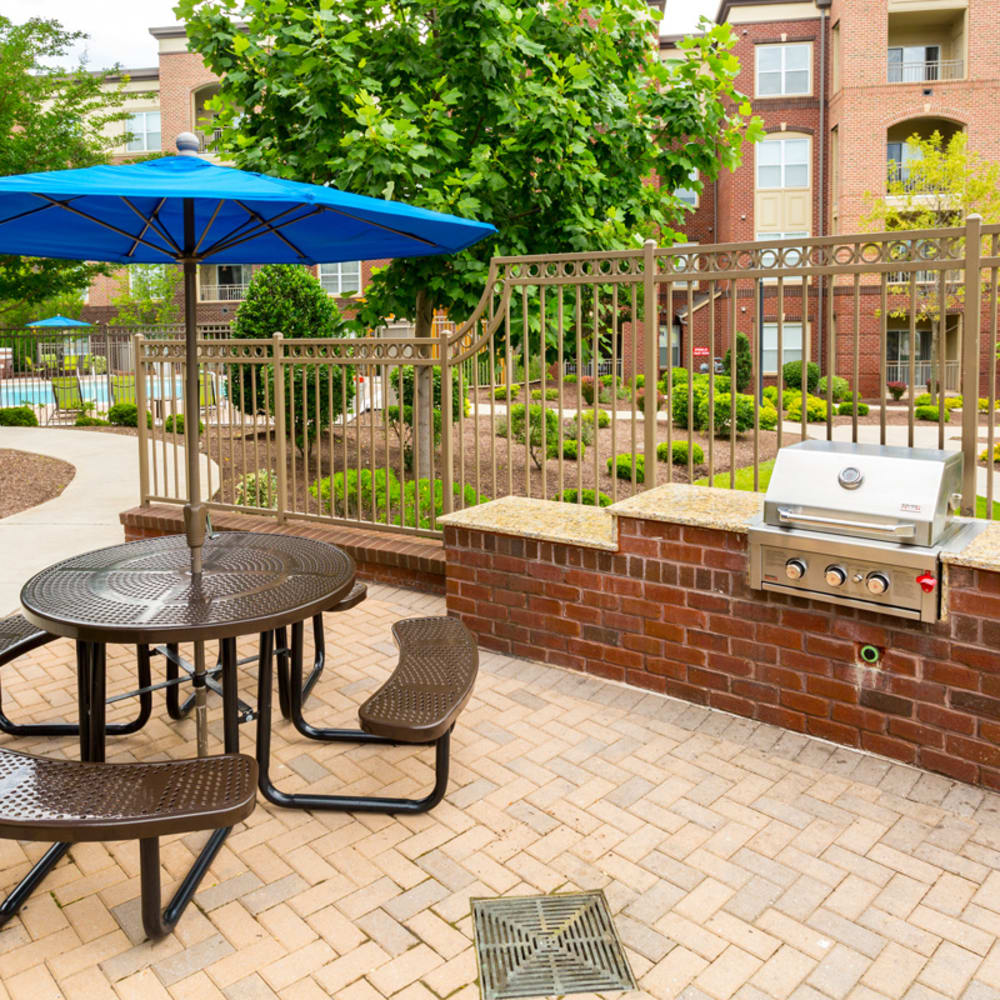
0 449 75 518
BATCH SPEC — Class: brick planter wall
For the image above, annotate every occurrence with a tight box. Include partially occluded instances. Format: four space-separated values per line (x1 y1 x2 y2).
121 504 445 594
444 517 1000 789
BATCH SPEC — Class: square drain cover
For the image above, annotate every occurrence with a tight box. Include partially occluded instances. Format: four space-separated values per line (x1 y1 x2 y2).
472 890 636 999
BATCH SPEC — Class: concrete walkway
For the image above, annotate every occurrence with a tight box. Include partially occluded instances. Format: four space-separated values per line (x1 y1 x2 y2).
0 427 215 615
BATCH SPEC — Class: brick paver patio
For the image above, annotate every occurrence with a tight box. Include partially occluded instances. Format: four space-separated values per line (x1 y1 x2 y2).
3 583 1000 999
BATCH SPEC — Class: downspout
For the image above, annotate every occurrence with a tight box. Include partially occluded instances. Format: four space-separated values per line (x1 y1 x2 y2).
816 0 830 432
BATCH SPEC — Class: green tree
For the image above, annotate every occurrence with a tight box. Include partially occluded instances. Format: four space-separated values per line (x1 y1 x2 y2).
181 0 761 471
109 264 183 326
863 131 1000 398
231 264 355 452
0 16 135 320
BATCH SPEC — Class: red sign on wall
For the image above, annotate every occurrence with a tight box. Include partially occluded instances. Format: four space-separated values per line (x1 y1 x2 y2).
692 347 710 357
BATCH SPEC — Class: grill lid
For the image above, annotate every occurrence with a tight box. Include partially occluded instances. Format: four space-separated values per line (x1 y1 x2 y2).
763 441 962 546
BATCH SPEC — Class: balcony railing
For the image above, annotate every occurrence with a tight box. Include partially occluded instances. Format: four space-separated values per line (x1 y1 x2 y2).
886 164 948 194
887 270 962 286
199 283 247 302
886 360 960 392
887 58 963 83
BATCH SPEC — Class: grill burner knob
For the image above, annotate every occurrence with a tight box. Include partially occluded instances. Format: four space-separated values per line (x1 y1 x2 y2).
866 572 890 595
825 565 847 587
785 558 807 580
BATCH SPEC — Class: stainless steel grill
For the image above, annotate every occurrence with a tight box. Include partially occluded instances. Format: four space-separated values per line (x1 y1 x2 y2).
749 441 984 622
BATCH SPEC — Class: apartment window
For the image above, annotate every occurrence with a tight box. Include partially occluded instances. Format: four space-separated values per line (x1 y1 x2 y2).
318 261 362 296
888 329 932 364
757 137 809 189
660 323 681 369
762 321 803 374
757 232 810 269
199 264 251 301
668 243 699 289
888 45 940 83
886 141 924 188
756 43 811 97
675 169 699 209
126 111 161 152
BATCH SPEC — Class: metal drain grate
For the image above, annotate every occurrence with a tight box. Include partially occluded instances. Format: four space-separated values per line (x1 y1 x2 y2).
472 890 636 999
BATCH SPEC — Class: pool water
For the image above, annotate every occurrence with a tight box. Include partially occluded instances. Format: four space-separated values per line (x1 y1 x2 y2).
0 375 189 409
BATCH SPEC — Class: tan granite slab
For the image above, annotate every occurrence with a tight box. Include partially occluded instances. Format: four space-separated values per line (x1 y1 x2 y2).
437 496 616 550
608 483 764 534
942 522 1000 574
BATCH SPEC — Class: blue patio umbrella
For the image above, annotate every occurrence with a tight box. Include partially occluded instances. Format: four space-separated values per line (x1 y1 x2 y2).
0 133 496 574
26 315 92 327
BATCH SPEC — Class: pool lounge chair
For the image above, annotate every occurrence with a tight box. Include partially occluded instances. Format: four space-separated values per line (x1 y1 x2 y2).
110 374 137 406
51 375 85 422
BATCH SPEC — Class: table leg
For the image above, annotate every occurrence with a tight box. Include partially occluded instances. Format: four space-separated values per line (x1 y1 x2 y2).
75 640 91 763
89 643 107 764
220 637 239 754
193 639 208 758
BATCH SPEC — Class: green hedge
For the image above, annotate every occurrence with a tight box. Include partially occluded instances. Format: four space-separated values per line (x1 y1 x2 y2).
657 440 704 465
554 488 612 507
607 452 644 482
0 406 38 427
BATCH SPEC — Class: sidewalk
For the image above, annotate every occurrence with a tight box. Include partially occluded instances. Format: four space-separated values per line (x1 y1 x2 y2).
0 427 215 614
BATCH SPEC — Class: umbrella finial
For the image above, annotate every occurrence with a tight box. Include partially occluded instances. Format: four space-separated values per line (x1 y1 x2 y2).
176 132 200 156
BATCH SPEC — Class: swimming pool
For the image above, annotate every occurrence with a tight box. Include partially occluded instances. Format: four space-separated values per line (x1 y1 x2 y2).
0 375 190 409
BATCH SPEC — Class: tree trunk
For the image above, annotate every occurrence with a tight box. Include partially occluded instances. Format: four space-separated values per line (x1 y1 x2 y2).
413 287 435 481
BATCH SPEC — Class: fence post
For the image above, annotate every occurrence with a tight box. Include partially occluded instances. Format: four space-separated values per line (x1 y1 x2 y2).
134 334 150 506
439 324 454 516
962 214 982 515
272 332 288 523
643 238 657 489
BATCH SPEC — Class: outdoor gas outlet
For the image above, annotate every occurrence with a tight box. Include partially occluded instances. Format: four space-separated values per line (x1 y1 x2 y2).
859 644 881 665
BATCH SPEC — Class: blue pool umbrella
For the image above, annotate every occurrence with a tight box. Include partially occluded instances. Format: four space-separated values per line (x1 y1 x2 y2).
27 315 92 328
0 133 496 576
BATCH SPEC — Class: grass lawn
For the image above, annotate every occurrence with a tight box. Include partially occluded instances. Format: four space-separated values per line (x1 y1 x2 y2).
696 458 1000 520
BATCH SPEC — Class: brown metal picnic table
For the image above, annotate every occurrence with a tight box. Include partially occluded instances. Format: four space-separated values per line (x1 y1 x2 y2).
19 531 356 762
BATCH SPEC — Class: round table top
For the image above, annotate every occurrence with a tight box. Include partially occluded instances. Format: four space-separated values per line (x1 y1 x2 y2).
21 532 356 645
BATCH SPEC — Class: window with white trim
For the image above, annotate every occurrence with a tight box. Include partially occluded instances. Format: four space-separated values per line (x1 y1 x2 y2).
668 242 699 289
318 261 362 296
756 231 810 269
675 169 699 209
756 43 811 97
757 137 810 189
762 321 803 374
126 111 161 152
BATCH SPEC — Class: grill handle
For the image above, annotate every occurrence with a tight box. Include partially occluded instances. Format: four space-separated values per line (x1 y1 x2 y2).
776 507 916 538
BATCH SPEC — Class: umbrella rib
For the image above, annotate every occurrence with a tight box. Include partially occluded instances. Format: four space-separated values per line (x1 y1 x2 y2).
0 197 76 229
192 200 226 256
310 203 439 249
196 203 307 257
201 205 323 257
120 197 181 257
232 200 310 258
33 195 176 258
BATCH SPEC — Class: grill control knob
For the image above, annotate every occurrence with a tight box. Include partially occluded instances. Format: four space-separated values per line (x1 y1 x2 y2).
866 572 890 595
785 558 807 580
825 565 847 587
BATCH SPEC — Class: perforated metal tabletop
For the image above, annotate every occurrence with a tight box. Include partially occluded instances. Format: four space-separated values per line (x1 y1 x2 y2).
20 532 356 645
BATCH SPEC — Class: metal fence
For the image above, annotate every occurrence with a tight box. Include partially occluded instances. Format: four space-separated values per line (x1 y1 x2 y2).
132 216 1000 534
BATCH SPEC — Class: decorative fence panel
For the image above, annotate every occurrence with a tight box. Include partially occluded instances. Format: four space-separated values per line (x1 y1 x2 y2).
130 217 1000 534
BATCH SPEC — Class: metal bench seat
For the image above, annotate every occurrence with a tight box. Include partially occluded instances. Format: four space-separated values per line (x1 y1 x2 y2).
0 747 257 939
256 615 478 815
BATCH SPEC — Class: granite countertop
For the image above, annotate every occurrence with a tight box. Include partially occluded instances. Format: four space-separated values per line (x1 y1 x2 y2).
608 483 764 534
942 523 1000 574
437 496 617 550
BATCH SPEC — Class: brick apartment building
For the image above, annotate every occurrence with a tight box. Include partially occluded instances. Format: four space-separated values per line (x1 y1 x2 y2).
82 25 386 327
660 0 1000 397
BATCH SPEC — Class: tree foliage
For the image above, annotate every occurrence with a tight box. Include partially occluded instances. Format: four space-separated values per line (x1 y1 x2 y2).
109 265 183 326
0 16 135 319
179 0 762 335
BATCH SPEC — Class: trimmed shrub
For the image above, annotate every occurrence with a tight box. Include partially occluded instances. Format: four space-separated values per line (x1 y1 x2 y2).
914 392 932 406
578 409 611 430
762 385 779 405
235 469 279 508
562 373 577 384
981 444 1000 464
74 415 108 426
817 375 850 402
0 406 38 427
579 376 596 405
607 452 644 483
657 440 704 465
631 374 645 390
944 395 963 411
787 394 829 423
494 384 520 400
838 400 870 416
164 413 205 434
723 332 753 392
695 391 755 436
979 397 1000 412
887 381 906 401
782 360 820 393
636 388 664 414
915 405 948 422
759 403 779 430
107 403 153 428
530 387 559 402
497 404 562 468
554 488 612 507
560 438 584 461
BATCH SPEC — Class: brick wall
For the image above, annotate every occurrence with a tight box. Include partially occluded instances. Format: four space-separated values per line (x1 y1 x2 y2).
444 517 1000 789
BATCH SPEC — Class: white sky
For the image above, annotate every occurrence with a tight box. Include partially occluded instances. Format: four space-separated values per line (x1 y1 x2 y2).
9 0 718 71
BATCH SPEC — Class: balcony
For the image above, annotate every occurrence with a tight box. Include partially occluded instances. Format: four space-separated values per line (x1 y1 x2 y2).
199 283 247 302
887 57 963 83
